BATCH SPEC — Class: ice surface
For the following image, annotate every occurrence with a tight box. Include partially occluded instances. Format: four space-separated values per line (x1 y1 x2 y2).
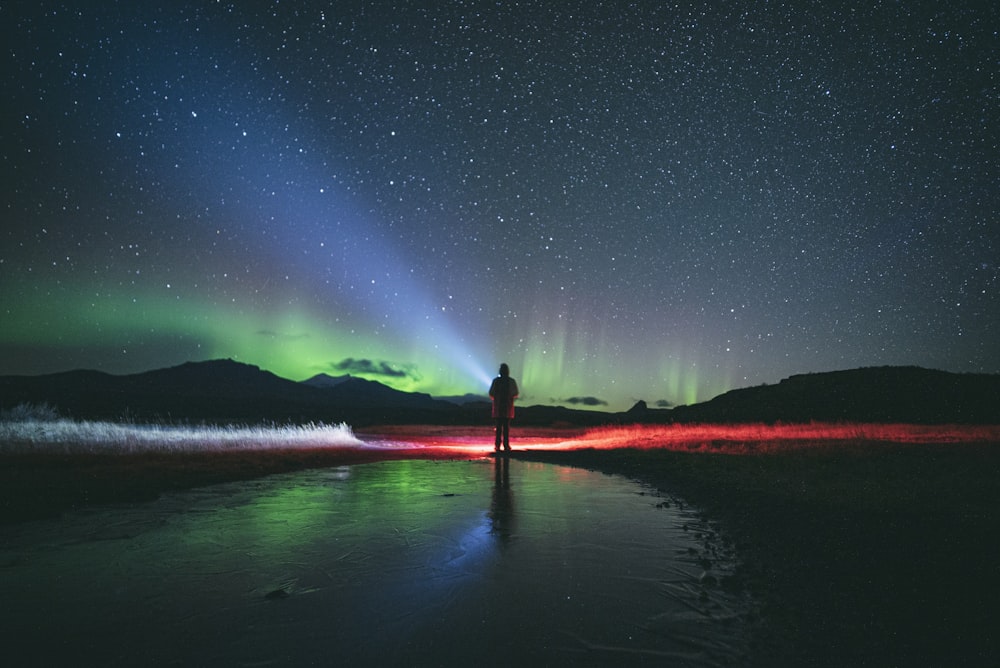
0 458 754 667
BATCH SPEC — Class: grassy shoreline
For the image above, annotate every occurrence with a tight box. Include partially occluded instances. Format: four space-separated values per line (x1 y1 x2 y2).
2 431 998 666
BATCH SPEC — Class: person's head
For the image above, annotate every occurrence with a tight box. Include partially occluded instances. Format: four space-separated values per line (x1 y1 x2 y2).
498 363 509 377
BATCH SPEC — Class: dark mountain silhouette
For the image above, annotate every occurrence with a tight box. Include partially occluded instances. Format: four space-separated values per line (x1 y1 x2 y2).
0 360 996 425
0 360 316 423
300 373 351 389
0 359 459 426
322 376 448 410
663 366 1000 424
436 393 490 405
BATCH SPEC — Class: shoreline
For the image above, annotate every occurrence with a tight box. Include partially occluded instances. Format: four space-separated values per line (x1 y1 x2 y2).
2 437 998 666
513 443 1000 668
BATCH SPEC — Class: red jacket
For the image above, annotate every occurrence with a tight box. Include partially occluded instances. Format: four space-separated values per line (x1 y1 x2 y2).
489 375 519 419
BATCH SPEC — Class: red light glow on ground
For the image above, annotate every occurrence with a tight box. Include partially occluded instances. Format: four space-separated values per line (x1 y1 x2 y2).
359 423 1000 457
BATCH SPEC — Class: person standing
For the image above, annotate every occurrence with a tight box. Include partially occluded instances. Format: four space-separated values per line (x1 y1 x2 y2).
489 363 519 452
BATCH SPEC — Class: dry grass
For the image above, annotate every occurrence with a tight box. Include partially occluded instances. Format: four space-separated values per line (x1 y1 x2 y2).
3 417 998 666
0 419 364 454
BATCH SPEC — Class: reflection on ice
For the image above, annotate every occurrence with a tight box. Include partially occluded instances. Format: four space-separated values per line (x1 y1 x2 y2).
0 459 754 667
489 455 516 545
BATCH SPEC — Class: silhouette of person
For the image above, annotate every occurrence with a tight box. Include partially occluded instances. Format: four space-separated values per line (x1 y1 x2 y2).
489 363 519 452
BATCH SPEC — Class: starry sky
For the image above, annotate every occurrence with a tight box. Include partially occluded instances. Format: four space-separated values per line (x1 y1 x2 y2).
2 1 998 411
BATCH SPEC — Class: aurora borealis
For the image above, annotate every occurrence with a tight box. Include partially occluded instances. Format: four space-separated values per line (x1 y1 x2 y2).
2 1 997 410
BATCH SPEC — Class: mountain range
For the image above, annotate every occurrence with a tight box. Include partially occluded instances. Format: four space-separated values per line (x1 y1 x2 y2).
0 359 997 426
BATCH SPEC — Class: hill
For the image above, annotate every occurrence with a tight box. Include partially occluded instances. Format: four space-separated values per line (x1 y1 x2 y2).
0 360 996 425
0 359 460 426
663 366 1000 424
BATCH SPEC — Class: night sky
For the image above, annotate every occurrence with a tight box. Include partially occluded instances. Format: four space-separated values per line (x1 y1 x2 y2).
2 1 997 410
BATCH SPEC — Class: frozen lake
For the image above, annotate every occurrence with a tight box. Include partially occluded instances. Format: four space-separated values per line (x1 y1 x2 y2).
1 457 753 667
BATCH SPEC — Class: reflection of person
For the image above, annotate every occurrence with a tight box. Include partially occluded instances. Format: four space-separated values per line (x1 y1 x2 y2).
489 455 515 544
489 363 519 452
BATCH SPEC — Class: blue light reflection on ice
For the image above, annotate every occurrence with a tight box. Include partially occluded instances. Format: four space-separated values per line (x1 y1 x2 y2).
0 458 753 667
